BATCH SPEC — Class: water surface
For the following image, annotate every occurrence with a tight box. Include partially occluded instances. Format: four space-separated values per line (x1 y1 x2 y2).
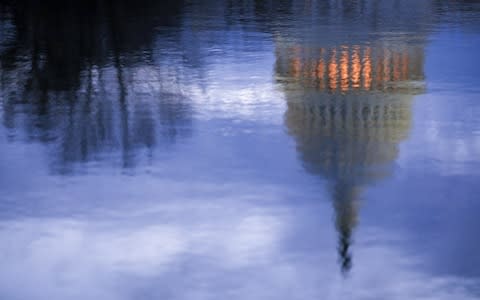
1 1 480 299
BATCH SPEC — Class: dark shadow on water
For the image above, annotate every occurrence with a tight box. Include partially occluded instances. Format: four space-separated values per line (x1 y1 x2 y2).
0 0 194 173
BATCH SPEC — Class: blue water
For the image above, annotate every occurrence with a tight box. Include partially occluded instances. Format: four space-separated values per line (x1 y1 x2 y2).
0 1 480 299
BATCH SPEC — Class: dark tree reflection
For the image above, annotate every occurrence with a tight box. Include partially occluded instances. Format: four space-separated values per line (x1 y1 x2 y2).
0 0 194 173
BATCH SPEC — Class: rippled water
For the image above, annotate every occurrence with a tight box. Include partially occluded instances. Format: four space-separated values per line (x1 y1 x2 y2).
0 0 480 299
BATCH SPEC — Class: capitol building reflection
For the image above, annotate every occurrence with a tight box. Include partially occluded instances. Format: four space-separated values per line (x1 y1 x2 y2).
276 40 425 272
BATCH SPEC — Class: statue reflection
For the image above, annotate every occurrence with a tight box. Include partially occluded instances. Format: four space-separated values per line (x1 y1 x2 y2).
277 43 425 273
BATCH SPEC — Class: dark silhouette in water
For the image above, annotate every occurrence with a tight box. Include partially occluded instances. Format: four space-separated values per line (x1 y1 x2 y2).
0 0 194 172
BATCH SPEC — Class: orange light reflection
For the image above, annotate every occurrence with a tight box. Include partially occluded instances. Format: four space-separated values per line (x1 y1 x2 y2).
329 49 338 91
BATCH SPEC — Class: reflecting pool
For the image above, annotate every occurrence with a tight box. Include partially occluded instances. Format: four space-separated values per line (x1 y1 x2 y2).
1 1 480 299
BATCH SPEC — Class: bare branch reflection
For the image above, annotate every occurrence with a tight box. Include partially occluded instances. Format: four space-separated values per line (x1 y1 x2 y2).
0 0 193 173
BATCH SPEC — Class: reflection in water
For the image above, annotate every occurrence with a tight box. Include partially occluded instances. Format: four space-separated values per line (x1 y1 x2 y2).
277 40 425 272
0 0 479 299
0 0 192 172
277 44 425 93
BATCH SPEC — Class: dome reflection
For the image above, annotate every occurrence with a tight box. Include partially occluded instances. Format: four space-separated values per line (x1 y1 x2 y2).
277 41 425 273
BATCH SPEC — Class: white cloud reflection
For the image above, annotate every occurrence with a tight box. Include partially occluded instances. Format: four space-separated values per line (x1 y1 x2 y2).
0 203 478 300
0 209 286 300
